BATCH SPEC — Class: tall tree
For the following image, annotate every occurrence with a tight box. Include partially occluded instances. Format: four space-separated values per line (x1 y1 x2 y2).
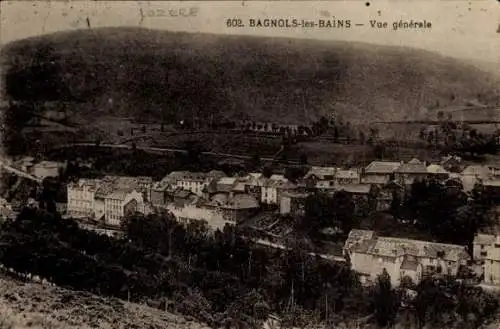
373 269 399 328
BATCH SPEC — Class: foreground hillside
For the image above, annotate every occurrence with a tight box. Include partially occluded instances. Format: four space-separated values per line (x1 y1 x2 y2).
0 276 209 329
1 27 499 126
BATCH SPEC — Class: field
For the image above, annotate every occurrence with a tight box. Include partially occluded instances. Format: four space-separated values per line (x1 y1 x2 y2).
145 131 282 157
0 275 208 329
290 142 373 165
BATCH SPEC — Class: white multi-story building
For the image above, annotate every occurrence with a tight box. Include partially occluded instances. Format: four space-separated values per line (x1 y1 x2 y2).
344 229 470 286
473 233 500 285
261 176 295 205
484 237 500 286
362 161 402 185
67 179 102 218
104 189 145 226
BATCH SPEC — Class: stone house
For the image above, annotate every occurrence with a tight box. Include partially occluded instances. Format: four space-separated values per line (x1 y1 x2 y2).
362 161 402 185
303 166 337 189
344 229 470 286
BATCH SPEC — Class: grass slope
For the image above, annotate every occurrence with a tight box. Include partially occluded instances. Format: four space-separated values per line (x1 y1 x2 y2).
1 27 500 126
0 276 208 329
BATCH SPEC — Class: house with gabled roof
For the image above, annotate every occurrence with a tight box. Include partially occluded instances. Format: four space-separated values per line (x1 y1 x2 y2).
303 166 337 188
67 178 103 218
103 188 145 226
362 161 402 185
394 161 429 186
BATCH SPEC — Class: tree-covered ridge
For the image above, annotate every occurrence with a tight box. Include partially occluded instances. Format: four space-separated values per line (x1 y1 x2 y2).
2 27 499 127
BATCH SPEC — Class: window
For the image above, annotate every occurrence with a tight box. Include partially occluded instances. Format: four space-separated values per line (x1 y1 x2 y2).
481 251 488 257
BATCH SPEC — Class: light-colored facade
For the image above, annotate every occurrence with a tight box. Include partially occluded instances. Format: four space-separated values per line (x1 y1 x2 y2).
67 179 101 217
344 229 470 286
261 178 295 205
104 189 144 226
485 237 500 285
473 233 496 263
473 234 500 285
67 178 146 224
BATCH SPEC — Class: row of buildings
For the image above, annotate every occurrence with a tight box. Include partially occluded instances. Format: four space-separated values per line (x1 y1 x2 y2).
66 156 500 230
63 156 500 288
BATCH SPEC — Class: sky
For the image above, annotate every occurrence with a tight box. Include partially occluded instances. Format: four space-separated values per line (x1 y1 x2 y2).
0 0 499 64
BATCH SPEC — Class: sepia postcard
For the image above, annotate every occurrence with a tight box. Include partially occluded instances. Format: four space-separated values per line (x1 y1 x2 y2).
0 1 499 329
